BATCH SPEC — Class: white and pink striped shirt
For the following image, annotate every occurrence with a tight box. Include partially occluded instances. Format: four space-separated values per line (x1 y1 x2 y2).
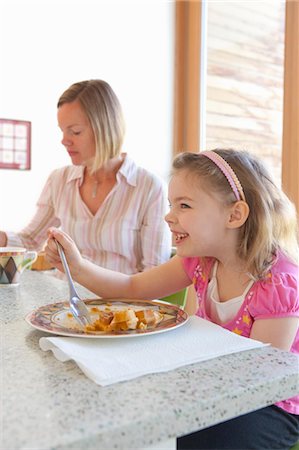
6 155 172 274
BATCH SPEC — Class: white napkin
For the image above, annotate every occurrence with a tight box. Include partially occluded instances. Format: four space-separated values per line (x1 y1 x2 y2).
39 316 267 386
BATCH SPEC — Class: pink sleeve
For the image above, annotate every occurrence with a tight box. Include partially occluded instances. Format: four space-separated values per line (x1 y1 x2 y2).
181 257 200 281
248 273 299 320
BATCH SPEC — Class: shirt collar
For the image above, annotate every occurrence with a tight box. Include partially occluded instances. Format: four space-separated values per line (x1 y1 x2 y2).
118 153 138 186
65 165 85 185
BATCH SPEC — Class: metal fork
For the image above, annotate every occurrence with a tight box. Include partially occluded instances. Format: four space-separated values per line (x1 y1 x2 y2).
55 239 92 328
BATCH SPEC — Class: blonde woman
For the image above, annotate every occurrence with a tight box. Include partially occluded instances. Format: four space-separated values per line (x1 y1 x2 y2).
0 80 171 273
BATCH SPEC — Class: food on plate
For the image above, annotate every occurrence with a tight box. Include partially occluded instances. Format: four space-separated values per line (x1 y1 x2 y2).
135 309 161 327
85 307 164 332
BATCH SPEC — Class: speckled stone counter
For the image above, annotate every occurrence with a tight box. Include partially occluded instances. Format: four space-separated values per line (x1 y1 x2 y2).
1 270 299 450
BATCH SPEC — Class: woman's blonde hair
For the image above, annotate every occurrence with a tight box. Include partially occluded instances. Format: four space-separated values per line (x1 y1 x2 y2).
57 79 125 172
172 149 298 278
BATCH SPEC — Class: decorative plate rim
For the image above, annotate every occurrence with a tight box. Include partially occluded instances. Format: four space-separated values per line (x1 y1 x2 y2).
25 298 189 338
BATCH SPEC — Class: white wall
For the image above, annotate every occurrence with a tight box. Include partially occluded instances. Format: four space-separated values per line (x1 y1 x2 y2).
0 0 174 229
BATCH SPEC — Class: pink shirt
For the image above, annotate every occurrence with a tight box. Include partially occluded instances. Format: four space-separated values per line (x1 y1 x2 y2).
182 253 299 415
7 155 172 274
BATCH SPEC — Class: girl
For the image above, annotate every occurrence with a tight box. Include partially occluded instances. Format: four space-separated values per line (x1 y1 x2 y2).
45 149 299 449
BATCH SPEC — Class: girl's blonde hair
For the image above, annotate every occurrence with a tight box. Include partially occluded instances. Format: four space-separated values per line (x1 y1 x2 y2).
57 79 125 172
172 149 298 278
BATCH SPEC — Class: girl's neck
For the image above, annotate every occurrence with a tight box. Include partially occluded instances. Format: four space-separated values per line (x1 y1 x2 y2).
218 256 248 272
215 259 254 302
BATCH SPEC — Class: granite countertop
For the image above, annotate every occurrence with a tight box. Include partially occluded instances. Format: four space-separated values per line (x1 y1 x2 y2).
1 270 299 450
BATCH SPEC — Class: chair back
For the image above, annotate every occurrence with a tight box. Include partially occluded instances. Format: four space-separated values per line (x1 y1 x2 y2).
159 288 188 308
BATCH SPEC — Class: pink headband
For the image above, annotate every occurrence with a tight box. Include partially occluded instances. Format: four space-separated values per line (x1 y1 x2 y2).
201 151 246 202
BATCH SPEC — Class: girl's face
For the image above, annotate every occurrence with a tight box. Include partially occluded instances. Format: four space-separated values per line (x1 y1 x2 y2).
57 100 96 166
165 170 232 259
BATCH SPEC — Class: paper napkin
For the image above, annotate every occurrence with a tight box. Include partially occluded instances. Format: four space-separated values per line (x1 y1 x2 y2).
39 316 266 386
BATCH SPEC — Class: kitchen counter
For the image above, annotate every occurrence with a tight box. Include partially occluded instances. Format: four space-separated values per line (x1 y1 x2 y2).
1 270 298 450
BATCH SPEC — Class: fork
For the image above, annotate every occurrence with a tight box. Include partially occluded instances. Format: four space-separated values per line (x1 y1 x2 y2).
54 239 92 328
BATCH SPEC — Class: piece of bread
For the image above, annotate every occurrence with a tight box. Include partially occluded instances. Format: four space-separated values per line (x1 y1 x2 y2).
135 309 163 327
109 309 138 330
86 307 163 333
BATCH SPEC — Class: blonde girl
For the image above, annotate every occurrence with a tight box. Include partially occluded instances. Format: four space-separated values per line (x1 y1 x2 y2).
46 149 299 449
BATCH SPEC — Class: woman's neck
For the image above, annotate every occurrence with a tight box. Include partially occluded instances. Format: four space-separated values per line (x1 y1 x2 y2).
80 155 124 212
85 154 124 183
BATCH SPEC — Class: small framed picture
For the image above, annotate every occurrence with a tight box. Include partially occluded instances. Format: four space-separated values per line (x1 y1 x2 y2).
0 118 31 170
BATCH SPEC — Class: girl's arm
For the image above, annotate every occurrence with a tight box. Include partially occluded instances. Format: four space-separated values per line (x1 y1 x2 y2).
45 228 191 300
250 317 299 351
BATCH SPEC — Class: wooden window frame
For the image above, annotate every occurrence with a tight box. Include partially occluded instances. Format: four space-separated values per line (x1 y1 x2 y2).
173 0 202 155
282 0 299 211
173 0 299 212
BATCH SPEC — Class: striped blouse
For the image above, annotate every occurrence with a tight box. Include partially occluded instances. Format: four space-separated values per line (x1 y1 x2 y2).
6 155 172 274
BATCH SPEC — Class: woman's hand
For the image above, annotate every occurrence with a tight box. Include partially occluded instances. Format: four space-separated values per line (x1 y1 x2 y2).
45 228 83 278
0 231 7 247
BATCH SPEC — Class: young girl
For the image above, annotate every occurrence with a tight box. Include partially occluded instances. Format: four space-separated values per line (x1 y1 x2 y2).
45 149 299 449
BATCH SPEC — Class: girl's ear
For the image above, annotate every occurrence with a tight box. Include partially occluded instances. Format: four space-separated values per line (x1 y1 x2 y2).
227 201 249 229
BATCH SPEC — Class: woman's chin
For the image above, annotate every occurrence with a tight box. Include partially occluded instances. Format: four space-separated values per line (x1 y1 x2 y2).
70 157 83 166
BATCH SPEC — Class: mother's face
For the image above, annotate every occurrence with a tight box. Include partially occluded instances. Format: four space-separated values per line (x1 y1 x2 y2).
57 100 96 167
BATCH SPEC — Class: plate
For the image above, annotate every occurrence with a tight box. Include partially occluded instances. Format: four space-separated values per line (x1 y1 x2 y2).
25 298 189 338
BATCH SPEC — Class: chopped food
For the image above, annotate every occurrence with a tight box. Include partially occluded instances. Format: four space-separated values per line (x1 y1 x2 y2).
85 308 164 332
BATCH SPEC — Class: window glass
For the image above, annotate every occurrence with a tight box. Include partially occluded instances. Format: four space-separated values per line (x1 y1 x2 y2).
205 0 285 184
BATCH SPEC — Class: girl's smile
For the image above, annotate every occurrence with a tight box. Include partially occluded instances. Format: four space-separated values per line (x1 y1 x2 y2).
173 232 189 244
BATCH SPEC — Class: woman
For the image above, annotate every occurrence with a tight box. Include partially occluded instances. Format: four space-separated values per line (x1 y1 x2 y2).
0 79 171 274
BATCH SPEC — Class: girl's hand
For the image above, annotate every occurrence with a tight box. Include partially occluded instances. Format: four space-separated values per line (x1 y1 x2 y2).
45 227 83 278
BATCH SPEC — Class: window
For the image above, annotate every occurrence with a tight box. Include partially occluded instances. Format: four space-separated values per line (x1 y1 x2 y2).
0 118 31 170
173 0 298 210
205 0 285 184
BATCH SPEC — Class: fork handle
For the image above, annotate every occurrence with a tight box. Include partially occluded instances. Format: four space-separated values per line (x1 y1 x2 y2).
55 240 80 298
